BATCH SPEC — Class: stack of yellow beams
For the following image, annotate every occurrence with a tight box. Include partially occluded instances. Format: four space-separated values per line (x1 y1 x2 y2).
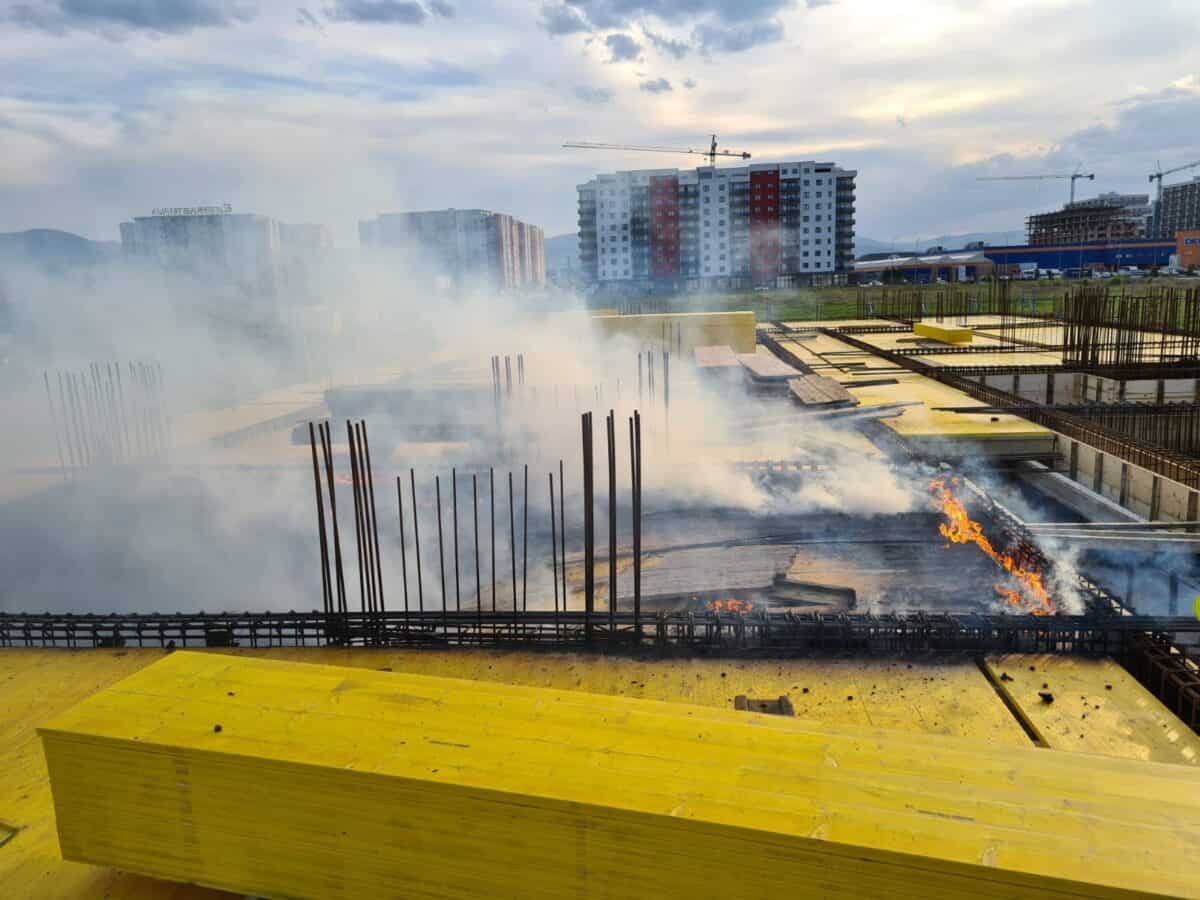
40 652 1199 899
914 321 973 344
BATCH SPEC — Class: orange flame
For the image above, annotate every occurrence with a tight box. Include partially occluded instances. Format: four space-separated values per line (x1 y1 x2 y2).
706 598 754 613
929 477 1056 615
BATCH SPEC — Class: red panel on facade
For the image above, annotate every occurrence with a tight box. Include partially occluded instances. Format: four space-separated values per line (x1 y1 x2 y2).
749 170 780 283
649 175 680 279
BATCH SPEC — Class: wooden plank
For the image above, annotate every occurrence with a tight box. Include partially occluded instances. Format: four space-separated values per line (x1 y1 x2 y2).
789 375 857 408
39 652 1200 899
694 344 740 369
736 347 802 382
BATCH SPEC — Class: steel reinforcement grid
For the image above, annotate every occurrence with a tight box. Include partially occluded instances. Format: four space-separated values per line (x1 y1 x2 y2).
2 609 1197 655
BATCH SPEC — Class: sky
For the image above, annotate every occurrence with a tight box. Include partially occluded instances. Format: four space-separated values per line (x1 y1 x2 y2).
0 0 1198 245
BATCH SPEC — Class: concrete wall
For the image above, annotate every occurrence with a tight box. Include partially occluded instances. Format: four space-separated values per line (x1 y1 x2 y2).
1059 433 1199 523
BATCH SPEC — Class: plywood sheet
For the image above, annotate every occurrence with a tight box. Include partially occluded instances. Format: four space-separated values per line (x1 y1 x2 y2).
985 653 1200 766
736 346 802 381
39 652 1200 899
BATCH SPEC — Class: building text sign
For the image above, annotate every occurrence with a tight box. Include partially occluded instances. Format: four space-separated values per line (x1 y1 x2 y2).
151 204 233 217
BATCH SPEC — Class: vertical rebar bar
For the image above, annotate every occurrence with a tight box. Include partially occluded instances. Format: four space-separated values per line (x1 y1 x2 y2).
550 470 559 631
490 466 496 612
582 412 594 642
411 468 424 613
473 474 481 632
308 423 332 615
633 410 642 636
436 474 447 628
607 409 616 629
347 421 369 613
57 372 80 470
452 468 461 612
508 470 517 616
396 475 410 624
361 420 385 614
43 371 67 480
522 464 529 612
320 423 347 615
559 458 567 610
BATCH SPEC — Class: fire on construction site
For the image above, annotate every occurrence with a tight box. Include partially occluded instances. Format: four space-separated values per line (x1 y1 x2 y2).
4 12 1200 894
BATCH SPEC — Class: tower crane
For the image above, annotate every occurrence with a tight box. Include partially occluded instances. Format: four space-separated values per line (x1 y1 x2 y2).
1149 159 1200 207
977 168 1095 205
563 134 750 167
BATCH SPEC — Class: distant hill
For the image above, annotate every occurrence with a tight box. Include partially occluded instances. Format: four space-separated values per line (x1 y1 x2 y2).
0 229 119 272
545 233 578 273
856 231 1019 257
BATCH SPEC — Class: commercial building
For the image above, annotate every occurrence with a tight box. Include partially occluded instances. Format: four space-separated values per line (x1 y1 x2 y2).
577 160 856 292
1026 193 1151 246
120 208 284 299
1177 230 1200 270
358 209 545 290
1157 177 1200 239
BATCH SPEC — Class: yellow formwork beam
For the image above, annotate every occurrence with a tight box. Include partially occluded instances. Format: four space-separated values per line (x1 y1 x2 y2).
914 322 973 344
591 310 756 353
41 652 1200 899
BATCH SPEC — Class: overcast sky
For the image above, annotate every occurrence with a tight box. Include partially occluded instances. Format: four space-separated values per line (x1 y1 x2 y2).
1 0 1198 245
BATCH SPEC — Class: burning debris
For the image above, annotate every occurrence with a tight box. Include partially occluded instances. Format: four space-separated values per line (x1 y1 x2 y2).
706 598 754 613
928 477 1056 616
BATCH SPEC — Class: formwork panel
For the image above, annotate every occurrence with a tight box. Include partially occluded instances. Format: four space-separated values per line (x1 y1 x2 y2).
591 311 756 353
39 652 1200 899
984 654 1200 766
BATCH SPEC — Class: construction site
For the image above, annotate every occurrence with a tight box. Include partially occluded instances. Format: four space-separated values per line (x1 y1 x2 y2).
4 283 1200 898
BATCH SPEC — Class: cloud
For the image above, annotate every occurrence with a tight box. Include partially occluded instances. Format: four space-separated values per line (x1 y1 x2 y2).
683 77 696 89
9 0 254 32
539 1 588 35
644 28 689 58
428 0 453 16
570 1 792 29
605 32 641 62
693 19 783 52
539 0 796 52
323 0 426 24
639 76 671 93
295 6 322 28
806 0 833 6
574 84 614 104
